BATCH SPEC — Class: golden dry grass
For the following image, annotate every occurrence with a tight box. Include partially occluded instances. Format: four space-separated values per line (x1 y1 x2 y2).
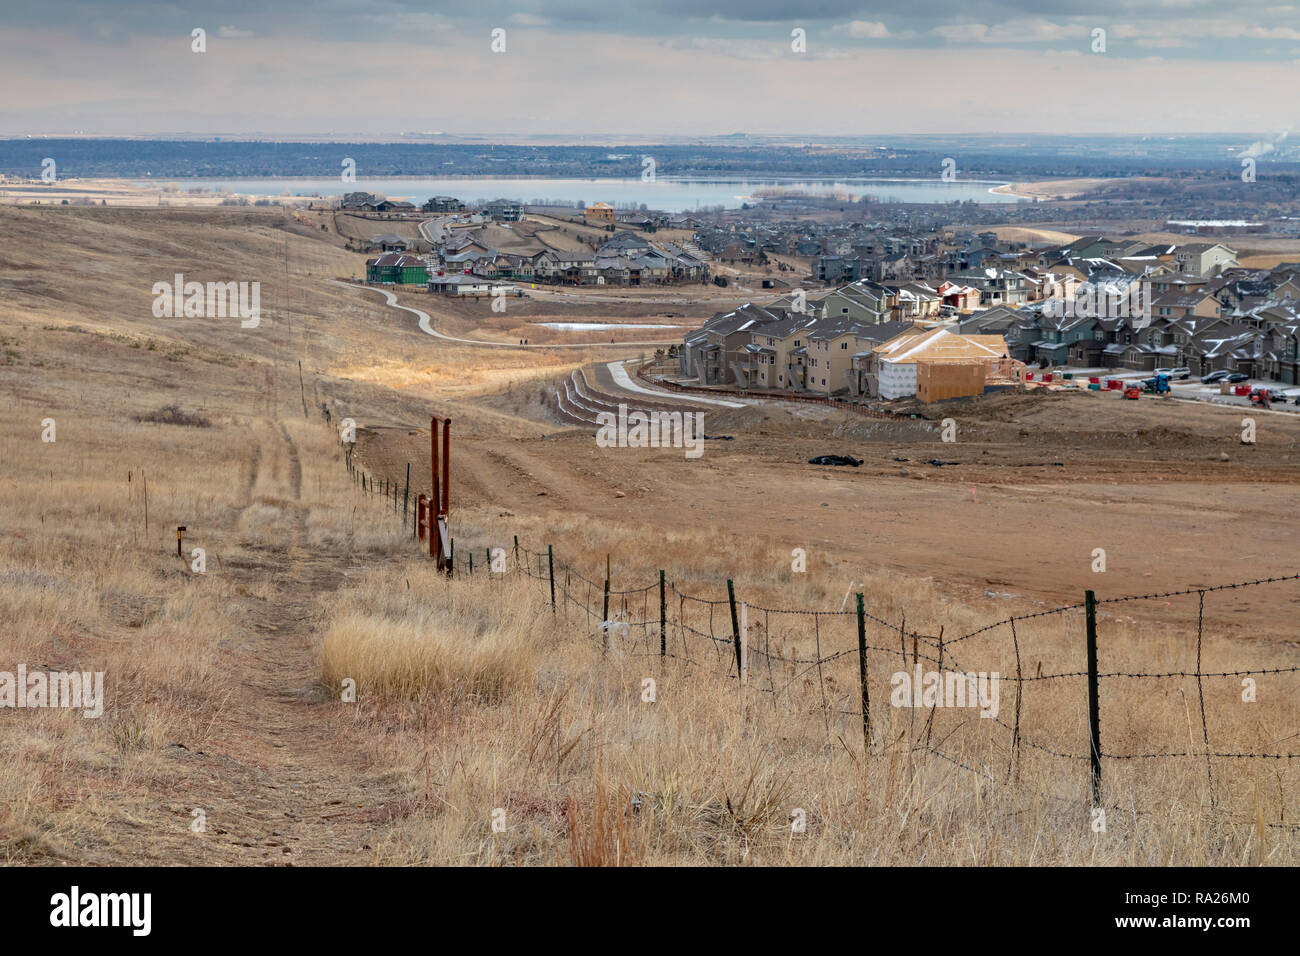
321 566 541 704
326 511 1300 865
2 203 1297 866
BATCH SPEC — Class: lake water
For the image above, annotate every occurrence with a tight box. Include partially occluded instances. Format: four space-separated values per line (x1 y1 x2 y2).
138 175 1025 210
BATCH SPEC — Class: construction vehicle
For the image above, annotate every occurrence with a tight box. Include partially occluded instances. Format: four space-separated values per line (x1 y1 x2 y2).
1142 373 1171 397
1123 385 1141 400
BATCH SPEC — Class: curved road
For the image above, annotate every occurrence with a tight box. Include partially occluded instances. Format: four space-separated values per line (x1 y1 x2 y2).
330 279 684 349
604 361 746 408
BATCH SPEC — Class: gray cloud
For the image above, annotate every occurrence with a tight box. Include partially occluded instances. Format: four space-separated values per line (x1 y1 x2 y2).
3 1 1298 136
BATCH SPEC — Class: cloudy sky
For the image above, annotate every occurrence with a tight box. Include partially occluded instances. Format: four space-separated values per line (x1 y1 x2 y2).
3 0 1299 137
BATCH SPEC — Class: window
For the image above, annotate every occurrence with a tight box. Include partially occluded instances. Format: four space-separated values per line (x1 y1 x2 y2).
841 342 849 349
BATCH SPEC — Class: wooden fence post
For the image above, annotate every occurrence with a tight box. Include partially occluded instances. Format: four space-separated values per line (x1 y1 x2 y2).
513 535 519 571
1085 589 1102 806
548 545 556 612
856 593 870 750
727 579 741 679
602 577 611 652
740 601 748 685
659 570 666 657
403 462 410 521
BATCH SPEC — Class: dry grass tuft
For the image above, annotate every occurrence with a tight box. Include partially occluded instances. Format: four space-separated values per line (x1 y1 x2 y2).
321 569 546 705
132 404 213 427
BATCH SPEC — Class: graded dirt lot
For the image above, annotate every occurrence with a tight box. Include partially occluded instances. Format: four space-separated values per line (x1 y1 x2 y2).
360 380 1300 635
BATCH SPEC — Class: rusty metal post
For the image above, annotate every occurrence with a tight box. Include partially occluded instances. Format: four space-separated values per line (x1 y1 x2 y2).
441 418 450 517
434 418 444 561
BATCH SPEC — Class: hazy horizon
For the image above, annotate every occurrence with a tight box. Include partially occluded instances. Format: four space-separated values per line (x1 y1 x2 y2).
4 1 1299 138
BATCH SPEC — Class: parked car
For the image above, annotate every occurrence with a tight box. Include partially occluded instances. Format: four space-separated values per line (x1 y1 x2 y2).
1201 369 1232 384
1226 372 1249 383
1155 367 1191 380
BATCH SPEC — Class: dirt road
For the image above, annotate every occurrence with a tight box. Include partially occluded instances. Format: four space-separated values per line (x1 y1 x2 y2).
84 419 407 865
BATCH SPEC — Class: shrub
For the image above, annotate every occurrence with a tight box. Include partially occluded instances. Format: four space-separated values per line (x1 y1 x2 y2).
132 405 212 428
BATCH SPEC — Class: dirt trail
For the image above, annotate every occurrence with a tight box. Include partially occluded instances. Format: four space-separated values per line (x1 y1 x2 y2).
90 418 408 866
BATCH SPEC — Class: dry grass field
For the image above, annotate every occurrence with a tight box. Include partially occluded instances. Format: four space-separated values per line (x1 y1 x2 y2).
2 204 1297 865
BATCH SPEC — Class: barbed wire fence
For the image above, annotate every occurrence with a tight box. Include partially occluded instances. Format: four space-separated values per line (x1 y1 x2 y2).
342 448 1300 827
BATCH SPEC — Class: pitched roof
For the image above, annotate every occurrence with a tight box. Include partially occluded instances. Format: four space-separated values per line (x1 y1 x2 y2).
366 253 425 268
874 327 1009 363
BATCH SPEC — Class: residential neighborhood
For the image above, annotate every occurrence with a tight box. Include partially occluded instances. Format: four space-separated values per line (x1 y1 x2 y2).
359 195 711 290
677 233 1300 400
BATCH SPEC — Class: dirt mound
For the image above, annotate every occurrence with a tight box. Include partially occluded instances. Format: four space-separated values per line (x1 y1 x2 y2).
912 387 1067 422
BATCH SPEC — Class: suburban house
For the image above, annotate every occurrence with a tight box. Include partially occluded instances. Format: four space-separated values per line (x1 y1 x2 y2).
365 252 428 285
1031 312 1099 367
738 315 820 390
585 202 616 222
1173 242 1238 277
596 232 652 257
422 196 464 213
442 231 495 258
427 274 497 296
1151 290 1222 322
340 191 381 210
340 192 414 214
362 233 411 252
888 281 942 321
803 317 880 394
937 280 981 312
441 248 496 272
473 253 536 280
1261 323 1300 384
679 304 781 385
483 199 524 222
1111 319 1182 371
818 279 896 325
533 250 597 285
1189 326 1267 376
